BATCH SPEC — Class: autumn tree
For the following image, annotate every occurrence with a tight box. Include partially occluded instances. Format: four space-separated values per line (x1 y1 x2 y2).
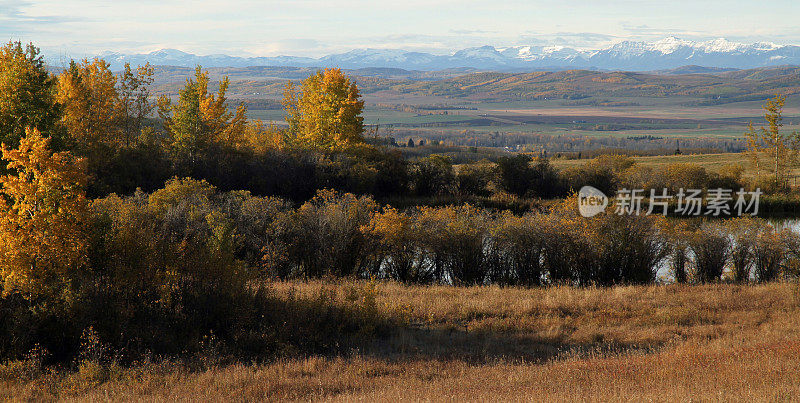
57 59 156 152
158 67 247 160
242 120 290 152
117 63 155 147
0 128 89 299
0 41 61 149
57 58 121 151
283 68 365 150
745 94 800 189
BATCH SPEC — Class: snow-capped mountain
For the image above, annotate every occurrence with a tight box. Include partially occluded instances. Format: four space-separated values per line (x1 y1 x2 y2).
586 37 799 70
91 37 800 71
319 49 439 69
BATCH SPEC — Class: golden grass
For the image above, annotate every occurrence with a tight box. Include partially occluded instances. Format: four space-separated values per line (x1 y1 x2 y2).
551 151 800 180
551 152 748 173
3 280 800 401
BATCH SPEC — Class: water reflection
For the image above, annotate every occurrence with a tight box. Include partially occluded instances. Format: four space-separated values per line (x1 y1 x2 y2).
654 216 799 283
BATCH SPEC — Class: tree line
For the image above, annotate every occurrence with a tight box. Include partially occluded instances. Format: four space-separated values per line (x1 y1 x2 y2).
2 41 783 210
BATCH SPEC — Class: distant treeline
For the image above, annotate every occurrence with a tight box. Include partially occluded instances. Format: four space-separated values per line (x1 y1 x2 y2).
392 129 746 154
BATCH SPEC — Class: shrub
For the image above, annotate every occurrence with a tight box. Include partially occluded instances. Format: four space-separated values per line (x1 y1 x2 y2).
689 223 731 283
410 154 456 196
537 211 594 285
664 163 709 193
590 213 668 285
456 162 497 197
619 165 664 192
491 212 547 286
559 155 633 195
709 164 746 191
725 218 761 283
414 205 491 285
661 221 696 283
752 228 787 283
496 155 561 198
362 207 433 283
264 189 378 278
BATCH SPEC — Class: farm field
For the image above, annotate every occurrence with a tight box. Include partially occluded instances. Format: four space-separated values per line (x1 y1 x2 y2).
247 96 800 150
5 280 799 401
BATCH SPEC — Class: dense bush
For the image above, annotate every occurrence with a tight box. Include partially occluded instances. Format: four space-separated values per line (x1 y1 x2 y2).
3 177 798 365
590 213 668 285
496 155 562 198
663 222 694 283
0 179 388 364
456 161 496 197
689 223 731 283
490 212 548 286
410 154 456 196
264 193 693 287
263 190 378 278
752 228 787 283
726 218 759 283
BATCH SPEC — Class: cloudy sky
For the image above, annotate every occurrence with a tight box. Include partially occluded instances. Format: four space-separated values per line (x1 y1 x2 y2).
3 0 800 58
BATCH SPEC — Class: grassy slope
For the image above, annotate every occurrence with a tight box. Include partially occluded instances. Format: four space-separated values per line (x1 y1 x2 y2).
4 280 799 401
552 152 750 173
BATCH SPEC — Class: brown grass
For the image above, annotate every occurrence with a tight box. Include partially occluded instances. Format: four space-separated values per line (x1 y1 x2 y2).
3 280 799 401
551 151 800 180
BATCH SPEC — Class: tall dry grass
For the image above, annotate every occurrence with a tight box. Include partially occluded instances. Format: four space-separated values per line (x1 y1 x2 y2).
2 280 799 401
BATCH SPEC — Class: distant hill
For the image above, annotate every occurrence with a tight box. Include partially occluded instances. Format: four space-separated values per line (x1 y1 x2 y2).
652 65 740 75
87 37 800 72
146 65 800 105
374 66 800 102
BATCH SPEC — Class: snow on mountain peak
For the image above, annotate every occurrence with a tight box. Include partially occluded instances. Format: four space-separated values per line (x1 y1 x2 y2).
650 37 695 54
87 36 800 72
453 46 506 61
698 38 747 53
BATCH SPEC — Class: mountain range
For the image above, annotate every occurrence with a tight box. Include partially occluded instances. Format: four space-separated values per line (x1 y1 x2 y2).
93 37 800 72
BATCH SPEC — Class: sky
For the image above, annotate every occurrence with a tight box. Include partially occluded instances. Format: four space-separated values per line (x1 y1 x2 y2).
3 0 800 58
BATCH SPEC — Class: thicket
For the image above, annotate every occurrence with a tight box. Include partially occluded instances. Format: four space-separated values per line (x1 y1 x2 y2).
0 174 393 365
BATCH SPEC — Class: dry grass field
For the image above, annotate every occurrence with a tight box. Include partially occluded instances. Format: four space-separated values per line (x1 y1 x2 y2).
3 280 799 401
552 151 800 182
551 152 746 172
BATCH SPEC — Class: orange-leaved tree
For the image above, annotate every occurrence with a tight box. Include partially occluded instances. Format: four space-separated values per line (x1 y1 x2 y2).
283 68 365 150
0 128 89 299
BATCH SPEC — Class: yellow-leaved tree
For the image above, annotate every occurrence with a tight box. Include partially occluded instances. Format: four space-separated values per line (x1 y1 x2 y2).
0 128 89 299
745 94 800 189
56 58 121 151
158 67 247 160
57 59 155 151
283 68 365 150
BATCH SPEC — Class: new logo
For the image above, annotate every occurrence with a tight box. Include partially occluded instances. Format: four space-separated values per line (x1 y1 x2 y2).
578 186 608 217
